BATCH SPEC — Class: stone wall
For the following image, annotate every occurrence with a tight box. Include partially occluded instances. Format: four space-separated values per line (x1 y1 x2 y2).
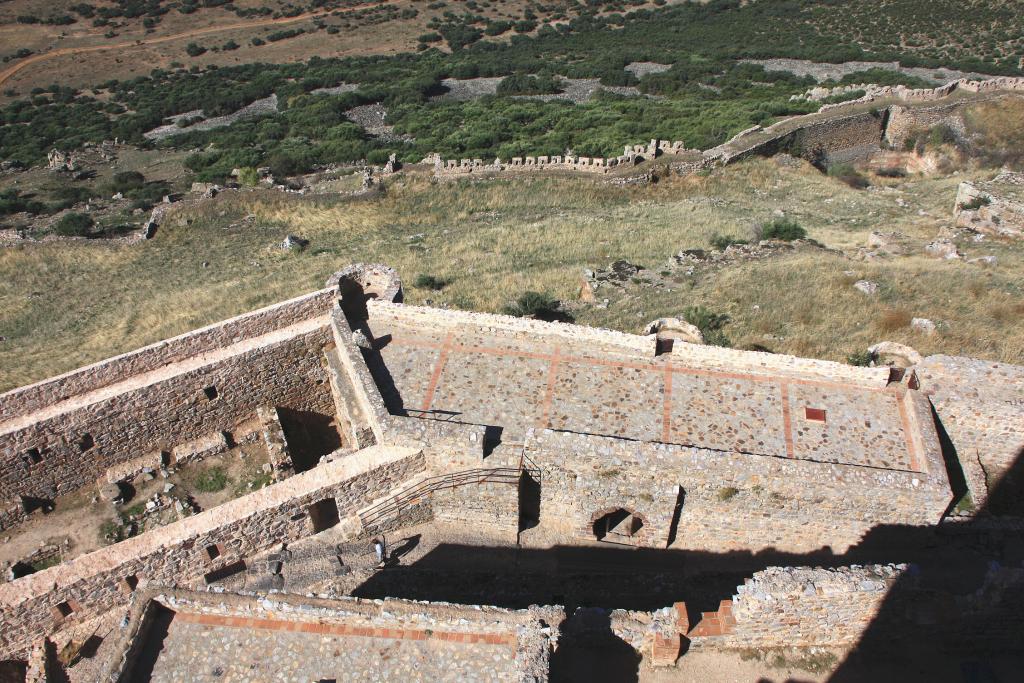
431 139 704 178
0 320 335 502
370 299 893 389
517 408 949 554
917 355 1024 512
704 564 906 648
0 288 336 417
0 444 425 658
104 589 560 683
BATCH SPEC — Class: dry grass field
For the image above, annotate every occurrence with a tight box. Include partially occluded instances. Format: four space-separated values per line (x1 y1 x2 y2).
2 155 1021 391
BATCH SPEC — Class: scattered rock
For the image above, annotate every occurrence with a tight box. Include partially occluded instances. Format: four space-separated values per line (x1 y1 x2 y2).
924 239 960 259
281 235 309 251
854 280 879 295
643 318 704 345
98 482 123 503
968 255 997 266
911 318 937 335
868 341 922 368
351 329 373 349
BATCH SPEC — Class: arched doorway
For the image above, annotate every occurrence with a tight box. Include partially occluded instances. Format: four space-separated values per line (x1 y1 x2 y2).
592 508 645 543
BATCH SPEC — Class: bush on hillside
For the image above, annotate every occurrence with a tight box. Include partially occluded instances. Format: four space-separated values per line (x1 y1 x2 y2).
759 217 806 241
682 305 731 347
53 212 94 237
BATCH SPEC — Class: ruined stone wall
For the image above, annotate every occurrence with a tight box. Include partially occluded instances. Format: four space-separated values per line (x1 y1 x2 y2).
917 355 1024 511
431 480 520 541
726 111 886 166
105 589 559 683
0 321 335 502
369 300 892 389
0 289 336 417
706 564 906 648
883 100 970 150
431 140 704 178
0 445 425 658
519 412 949 554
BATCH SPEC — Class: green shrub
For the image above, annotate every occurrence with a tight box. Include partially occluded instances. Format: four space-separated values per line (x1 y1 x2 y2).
710 233 748 250
53 212 94 236
958 195 991 211
502 291 562 321
682 305 731 347
496 73 561 96
185 43 207 57
827 163 869 189
846 350 874 367
759 217 806 241
109 170 146 193
236 166 260 186
193 466 228 493
0 189 45 216
413 273 448 290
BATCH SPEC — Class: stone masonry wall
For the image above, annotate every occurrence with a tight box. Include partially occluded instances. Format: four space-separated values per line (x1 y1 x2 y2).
105 589 558 683
0 321 335 502
0 445 425 657
709 564 906 648
0 288 336 417
368 300 893 389
519 410 949 554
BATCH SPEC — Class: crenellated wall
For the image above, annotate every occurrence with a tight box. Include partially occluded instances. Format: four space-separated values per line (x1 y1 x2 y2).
430 77 1024 180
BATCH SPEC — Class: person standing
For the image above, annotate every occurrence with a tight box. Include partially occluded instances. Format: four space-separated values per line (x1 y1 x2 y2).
372 537 386 568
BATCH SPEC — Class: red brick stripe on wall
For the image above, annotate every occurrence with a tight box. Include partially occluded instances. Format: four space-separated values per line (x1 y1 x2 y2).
172 611 517 647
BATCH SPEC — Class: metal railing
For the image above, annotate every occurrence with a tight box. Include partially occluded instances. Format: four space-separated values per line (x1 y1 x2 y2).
358 465 539 528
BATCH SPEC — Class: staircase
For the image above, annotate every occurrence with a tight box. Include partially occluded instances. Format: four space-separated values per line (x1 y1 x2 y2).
358 461 540 530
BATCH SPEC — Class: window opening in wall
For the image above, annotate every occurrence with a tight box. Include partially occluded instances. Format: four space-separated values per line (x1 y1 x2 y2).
78 433 94 452
52 601 75 620
655 338 675 356
120 575 139 593
203 544 223 561
805 407 827 423
20 448 42 467
308 498 341 533
593 508 643 542
203 386 219 401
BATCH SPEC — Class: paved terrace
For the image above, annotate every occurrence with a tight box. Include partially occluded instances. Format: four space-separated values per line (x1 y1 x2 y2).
137 609 518 682
365 313 925 472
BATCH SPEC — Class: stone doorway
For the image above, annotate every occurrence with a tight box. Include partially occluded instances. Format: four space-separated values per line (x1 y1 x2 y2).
592 508 644 543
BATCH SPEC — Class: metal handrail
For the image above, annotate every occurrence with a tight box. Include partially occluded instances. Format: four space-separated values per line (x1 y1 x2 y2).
359 465 538 527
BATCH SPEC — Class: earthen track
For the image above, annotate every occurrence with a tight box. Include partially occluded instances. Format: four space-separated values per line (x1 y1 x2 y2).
0 1 396 88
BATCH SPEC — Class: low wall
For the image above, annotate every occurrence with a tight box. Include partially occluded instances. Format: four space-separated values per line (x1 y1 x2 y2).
0 444 425 657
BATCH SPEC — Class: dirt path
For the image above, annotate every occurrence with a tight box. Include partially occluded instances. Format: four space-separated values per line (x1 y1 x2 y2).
0 1 395 89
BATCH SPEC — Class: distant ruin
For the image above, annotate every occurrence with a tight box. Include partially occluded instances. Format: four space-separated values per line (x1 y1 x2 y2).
430 76 1024 179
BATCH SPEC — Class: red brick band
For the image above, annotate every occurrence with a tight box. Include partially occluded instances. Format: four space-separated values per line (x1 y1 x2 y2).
172 611 517 647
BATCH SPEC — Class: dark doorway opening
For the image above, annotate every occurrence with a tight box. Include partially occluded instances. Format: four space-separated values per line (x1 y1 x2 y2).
309 498 340 533
277 408 343 471
518 471 541 534
593 509 643 542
